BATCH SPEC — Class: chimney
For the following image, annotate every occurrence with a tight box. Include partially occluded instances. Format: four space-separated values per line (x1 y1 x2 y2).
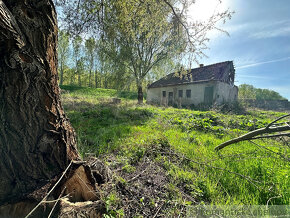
199 64 204 67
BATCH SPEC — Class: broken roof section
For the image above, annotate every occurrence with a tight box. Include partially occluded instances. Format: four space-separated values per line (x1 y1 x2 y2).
148 61 235 88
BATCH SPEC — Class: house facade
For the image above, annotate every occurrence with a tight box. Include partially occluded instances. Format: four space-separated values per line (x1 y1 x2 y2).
147 61 238 107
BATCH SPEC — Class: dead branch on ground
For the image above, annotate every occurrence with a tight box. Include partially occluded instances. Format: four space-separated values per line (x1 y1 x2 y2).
215 114 290 151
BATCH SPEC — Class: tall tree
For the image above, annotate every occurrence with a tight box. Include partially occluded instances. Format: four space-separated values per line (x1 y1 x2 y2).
72 35 83 86
60 0 233 103
85 37 96 87
0 0 79 205
58 30 70 85
100 0 186 103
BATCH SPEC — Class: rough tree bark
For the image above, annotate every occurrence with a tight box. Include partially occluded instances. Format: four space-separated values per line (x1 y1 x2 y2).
0 0 79 205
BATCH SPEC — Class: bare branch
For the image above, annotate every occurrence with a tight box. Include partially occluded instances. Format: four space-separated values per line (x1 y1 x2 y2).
251 133 290 140
215 125 290 151
266 114 290 129
162 0 193 45
215 114 290 151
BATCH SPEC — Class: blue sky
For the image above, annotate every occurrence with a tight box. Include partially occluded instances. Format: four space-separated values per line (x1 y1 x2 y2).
192 0 290 99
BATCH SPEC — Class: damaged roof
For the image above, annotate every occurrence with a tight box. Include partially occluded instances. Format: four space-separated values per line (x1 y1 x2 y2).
148 61 235 88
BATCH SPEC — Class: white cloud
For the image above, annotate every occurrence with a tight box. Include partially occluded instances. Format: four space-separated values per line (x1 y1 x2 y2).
234 56 258 67
219 19 290 39
249 20 290 39
236 56 290 69
237 74 270 79
251 26 290 39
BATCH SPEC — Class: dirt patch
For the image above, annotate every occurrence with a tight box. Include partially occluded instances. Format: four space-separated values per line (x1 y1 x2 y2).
98 149 194 217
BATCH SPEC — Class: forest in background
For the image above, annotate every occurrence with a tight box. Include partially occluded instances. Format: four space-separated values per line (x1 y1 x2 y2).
57 31 287 101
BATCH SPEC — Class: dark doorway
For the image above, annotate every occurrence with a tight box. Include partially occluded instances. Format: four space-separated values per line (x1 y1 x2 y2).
168 92 173 106
204 86 214 104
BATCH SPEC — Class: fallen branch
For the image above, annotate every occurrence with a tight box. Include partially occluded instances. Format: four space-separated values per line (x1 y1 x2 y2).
215 114 290 151
266 114 290 129
251 132 290 140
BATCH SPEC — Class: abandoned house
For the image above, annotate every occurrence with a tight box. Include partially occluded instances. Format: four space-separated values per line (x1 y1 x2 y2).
147 61 238 107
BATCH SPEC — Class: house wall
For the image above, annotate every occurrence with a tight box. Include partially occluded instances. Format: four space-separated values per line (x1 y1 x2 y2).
215 82 238 104
147 81 238 106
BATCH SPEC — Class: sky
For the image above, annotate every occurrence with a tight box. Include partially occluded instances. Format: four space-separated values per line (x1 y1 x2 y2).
189 0 290 100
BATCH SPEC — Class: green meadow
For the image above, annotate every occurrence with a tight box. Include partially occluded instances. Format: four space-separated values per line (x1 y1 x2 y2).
61 85 289 216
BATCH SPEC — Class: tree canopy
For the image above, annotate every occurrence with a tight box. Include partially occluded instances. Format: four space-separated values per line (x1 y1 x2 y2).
238 84 287 100
97 0 188 103
56 0 233 103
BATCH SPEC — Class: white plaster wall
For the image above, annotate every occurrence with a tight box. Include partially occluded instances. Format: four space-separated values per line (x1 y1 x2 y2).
147 81 238 106
147 88 161 104
147 81 215 106
215 82 238 104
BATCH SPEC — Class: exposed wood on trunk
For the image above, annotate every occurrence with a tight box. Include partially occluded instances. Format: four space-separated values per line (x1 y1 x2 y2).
59 199 105 218
59 164 100 202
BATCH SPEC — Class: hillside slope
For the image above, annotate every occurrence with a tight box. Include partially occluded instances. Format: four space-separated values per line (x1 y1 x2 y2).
60 86 289 217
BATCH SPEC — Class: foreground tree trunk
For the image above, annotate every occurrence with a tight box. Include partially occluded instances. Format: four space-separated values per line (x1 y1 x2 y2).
0 0 79 205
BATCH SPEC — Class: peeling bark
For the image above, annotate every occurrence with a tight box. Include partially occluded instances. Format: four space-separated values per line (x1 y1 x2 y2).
0 0 79 205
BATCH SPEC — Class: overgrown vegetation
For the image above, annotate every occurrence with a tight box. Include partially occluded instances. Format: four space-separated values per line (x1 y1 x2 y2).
61 86 289 216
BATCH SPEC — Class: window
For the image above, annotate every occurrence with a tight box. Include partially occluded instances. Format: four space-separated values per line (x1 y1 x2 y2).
178 90 183 98
186 89 191 98
162 91 166 97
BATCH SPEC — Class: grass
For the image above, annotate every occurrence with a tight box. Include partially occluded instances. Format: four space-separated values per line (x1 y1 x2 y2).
61 85 141 100
60 85 289 211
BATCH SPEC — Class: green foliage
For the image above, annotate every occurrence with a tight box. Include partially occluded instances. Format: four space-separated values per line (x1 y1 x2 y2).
239 84 286 100
72 35 84 86
122 164 136 173
61 86 289 207
98 0 188 102
104 192 125 217
58 0 233 102
58 30 70 85
84 37 97 87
